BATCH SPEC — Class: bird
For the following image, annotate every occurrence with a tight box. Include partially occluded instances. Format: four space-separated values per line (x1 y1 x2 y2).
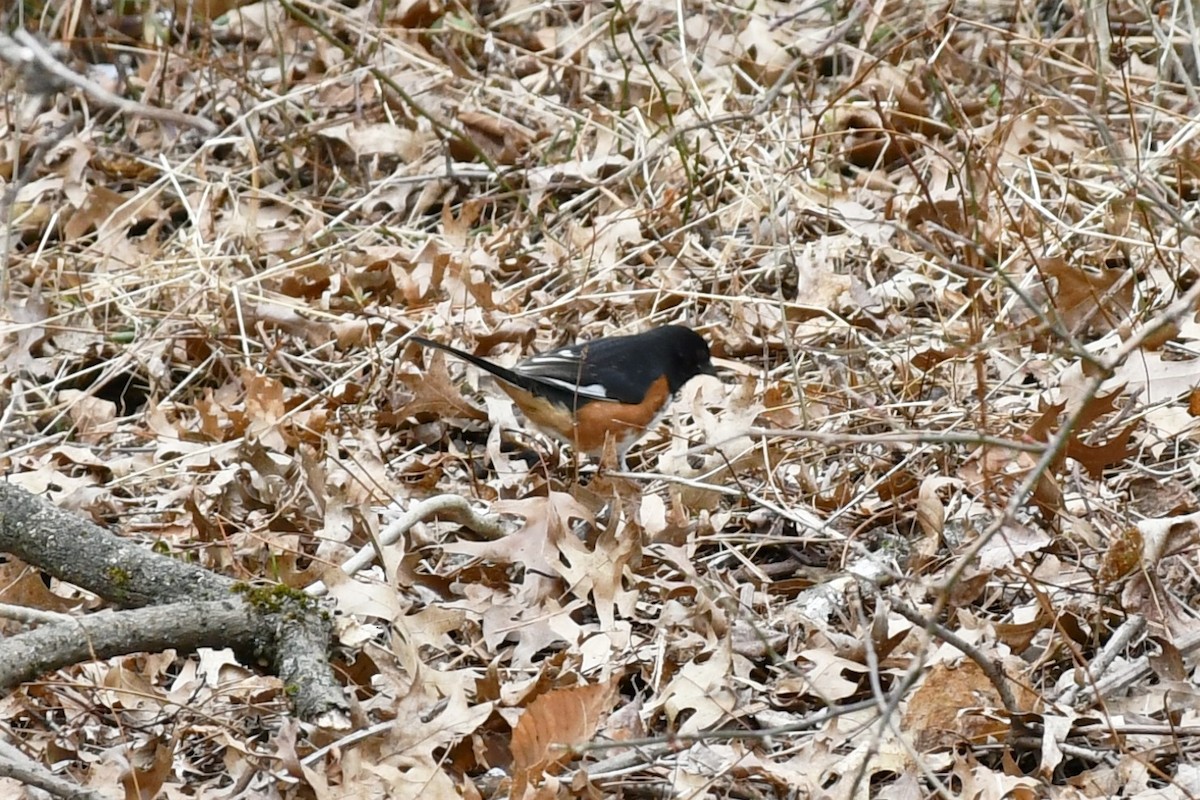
408 325 717 468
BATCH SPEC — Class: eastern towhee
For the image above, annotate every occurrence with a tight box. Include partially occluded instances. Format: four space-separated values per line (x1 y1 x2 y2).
409 325 717 467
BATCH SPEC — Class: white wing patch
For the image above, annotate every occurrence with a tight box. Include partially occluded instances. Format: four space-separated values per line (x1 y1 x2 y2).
515 345 621 402
530 375 616 402
519 349 584 369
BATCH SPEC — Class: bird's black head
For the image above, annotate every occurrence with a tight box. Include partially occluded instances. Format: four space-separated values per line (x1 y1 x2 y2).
653 326 717 391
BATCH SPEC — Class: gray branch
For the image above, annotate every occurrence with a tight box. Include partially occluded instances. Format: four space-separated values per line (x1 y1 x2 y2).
0 482 348 725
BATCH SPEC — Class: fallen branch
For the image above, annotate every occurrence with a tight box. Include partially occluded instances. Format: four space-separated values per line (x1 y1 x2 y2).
0 482 348 726
0 600 257 690
0 738 108 800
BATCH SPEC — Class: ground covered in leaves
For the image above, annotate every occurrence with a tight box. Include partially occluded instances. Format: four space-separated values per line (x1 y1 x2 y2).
4 0 1200 797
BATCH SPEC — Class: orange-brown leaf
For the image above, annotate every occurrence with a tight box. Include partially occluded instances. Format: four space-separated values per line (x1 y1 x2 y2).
1189 387 1200 416
1074 388 1124 431
1042 257 1134 335
903 660 1038 751
1032 470 1063 519
1025 399 1064 444
1098 527 1143 585
1065 421 1138 480
510 678 620 795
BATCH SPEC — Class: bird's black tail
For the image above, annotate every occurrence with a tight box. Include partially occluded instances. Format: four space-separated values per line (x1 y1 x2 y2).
409 335 534 391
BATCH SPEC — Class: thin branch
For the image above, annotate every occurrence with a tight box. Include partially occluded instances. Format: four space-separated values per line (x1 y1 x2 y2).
305 494 508 597
891 599 1023 721
0 738 108 800
1 30 218 134
1055 614 1146 707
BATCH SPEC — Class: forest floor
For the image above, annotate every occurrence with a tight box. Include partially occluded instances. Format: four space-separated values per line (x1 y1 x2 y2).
4 0 1200 797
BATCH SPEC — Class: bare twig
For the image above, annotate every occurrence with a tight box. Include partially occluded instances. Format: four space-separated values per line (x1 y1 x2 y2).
1055 614 1146 707
1 30 218 134
891 599 1023 720
305 494 509 597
